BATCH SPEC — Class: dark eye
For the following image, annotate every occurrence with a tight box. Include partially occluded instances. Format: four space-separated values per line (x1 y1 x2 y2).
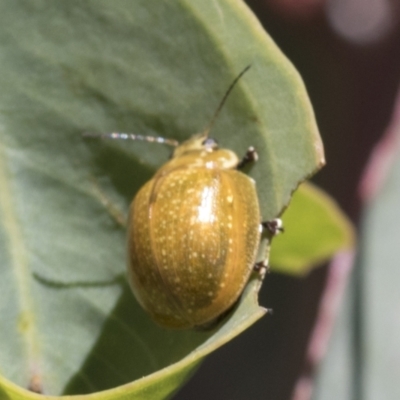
202 138 218 149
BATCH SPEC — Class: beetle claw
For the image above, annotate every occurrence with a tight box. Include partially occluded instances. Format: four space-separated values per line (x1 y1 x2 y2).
237 146 258 169
254 260 270 280
262 219 284 235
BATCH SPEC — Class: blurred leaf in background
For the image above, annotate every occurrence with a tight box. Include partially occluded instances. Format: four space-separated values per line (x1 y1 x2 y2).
315 87 400 400
270 181 355 276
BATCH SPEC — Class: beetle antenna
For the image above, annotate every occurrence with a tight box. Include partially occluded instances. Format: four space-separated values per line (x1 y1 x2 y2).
202 65 251 137
83 132 179 147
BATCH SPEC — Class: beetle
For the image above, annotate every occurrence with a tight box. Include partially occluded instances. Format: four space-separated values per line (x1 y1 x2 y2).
85 67 282 329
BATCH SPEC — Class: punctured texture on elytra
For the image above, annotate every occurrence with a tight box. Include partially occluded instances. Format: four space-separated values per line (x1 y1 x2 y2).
127 136 261 329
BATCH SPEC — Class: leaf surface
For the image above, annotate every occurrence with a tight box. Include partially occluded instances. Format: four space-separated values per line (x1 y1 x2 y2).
0 0 323 398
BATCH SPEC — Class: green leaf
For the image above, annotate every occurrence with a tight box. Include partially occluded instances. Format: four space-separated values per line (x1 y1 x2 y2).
270 182 355 275
0 277 266 400
314 129 400 400
360 153 400 399
0 0 323 398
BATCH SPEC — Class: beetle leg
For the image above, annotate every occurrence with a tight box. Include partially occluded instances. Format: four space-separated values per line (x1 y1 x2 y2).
254 260 270 280
262 218 284 235
237 146 258 169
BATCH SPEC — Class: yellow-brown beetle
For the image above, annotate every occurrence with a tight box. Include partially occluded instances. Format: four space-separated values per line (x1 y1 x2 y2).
127 131 262 329
86 67 281 329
